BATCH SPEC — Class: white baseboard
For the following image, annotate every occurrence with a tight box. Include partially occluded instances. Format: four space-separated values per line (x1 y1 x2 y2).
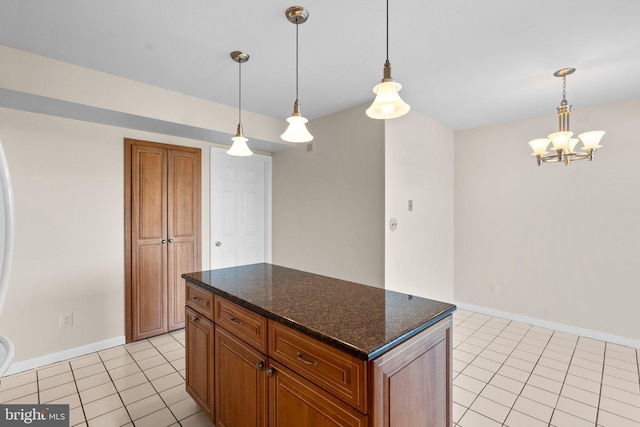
3 335 126 377
455 302 640 349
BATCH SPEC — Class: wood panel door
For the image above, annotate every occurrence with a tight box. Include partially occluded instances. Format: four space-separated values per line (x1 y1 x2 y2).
186 307 215 420
167 149 200 330
125 138 201 342
215 325 268 427
129 144 168 340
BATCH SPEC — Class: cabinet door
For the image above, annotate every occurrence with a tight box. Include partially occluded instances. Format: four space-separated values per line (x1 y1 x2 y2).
268 360 368 427
167 149 201 331
215 325 268 427
370 317 452 427
186 307 215 420
131 144 168 340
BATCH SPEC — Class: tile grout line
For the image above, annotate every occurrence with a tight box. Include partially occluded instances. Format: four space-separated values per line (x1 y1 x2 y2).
454 313 527 425
547 331 581 426
123 332 191 424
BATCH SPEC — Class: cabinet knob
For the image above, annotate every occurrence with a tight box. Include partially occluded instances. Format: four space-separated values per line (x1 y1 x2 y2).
215 241 222 247
255 361 265 371
161 239 167 244
169 238 175 243
265 367 275 377
191 315 198 322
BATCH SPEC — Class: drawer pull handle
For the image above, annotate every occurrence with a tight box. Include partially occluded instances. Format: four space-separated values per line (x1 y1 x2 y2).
229 317 244 326
191 315 198 322
296 352 319 366
191 296 203 302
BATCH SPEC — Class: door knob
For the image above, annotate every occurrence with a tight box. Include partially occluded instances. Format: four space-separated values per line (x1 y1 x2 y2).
215 241 222 247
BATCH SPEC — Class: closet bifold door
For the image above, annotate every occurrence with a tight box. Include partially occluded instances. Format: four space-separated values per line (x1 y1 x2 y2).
125 138 201 342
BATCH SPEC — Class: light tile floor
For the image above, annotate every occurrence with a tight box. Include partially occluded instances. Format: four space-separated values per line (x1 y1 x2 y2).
0 311 639 426
453 310 640 426
0 329 214 427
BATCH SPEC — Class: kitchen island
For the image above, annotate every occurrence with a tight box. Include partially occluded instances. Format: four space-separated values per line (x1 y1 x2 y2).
183 263 456 427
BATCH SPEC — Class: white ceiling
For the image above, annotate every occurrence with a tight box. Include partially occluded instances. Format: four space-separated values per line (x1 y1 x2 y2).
1 0 640 131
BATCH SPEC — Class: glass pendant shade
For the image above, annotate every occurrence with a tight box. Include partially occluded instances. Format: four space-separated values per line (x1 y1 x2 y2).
578 131 605 150
548 131 573 151
529 138 550 156
227 134 253 157
568 138 580 153
281 115 313 143
366 80 410 119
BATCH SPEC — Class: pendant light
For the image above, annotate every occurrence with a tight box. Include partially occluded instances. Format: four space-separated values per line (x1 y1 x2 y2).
227 51 253 157
281 6 313 143
366 0 410 120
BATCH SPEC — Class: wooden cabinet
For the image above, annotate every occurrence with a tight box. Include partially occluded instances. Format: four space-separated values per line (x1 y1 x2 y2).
370 319 452 427
125 138 201 342
185 283 452 427
185 306 214 419
215 325 268 427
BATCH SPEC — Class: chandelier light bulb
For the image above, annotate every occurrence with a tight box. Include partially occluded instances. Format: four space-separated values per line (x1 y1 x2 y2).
578 131 605 150
528 138 551 156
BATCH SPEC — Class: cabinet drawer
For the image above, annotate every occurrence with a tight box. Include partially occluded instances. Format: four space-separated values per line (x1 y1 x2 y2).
268 322 367 413
186 283 214 320
215 296 268 353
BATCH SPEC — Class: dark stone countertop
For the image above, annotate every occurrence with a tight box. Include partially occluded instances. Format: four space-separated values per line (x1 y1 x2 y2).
182 263 456 361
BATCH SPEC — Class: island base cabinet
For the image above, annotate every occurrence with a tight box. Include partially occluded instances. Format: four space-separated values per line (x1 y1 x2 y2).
370 317 452 427
269 360 368 427
185 307 215 421
215 325 268 427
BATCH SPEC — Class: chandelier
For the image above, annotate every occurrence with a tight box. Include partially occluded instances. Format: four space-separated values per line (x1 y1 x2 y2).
528 68 604 166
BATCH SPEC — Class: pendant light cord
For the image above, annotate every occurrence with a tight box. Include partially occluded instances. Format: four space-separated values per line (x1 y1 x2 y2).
238 59 242 125
295 21 299 103
386 0 389 61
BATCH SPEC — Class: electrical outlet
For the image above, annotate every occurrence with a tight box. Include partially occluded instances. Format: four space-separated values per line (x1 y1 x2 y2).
489 284 500 297
59 312 73 328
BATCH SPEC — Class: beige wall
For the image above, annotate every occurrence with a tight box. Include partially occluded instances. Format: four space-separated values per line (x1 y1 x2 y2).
0 107 217 361
455 97 640 340
272 104 385 287
384 112 455 302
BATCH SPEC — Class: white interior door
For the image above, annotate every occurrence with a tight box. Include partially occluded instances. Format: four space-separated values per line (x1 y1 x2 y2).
211 148 271 269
